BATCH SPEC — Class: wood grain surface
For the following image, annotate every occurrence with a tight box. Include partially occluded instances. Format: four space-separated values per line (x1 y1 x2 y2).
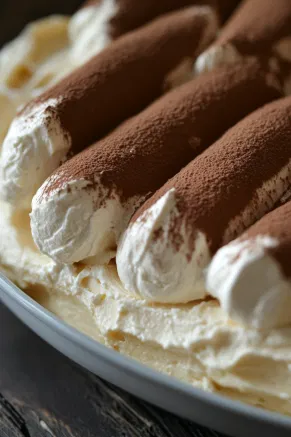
0 303 225 437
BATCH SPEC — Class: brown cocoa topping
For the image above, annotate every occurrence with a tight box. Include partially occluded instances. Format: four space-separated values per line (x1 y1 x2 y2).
41 59 281 208
23 7 215 159
83 0 239 38
217 0 291 55
109 0 217 38
133 96 291 256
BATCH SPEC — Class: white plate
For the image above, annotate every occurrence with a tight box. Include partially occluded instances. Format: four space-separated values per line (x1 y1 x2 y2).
1 272 291 437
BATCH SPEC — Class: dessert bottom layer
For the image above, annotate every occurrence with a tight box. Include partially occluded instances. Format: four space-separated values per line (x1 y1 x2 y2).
1 201 291 416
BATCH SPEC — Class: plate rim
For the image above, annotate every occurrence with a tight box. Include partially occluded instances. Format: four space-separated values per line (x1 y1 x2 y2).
1 272 291 431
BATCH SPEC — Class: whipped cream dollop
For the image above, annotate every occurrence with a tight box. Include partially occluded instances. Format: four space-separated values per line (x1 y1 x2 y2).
117 189 210 303
69 0 117 65
0 98 71 209
206 236 291 330
194 42 242 74
31 177 142 265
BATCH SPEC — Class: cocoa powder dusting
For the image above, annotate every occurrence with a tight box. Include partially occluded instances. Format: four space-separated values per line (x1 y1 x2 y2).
244 200 291 278
133 96 291 257
23 7 214 159
109 0 216 38
217 0 291 55
83 0 239 37
42 58 281 207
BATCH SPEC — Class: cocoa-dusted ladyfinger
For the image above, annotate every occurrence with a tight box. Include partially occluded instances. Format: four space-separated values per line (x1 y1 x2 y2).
0 6 217 208
30 59 281 265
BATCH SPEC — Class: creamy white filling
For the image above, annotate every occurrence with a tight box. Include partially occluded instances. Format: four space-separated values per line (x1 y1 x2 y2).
194 42 242 75
117 189 211 303
0 98 71 209
69 0 118 65
207 236 291 330
31 176 143 264
0 15 70 90
0 16 71 147
3 200 291 413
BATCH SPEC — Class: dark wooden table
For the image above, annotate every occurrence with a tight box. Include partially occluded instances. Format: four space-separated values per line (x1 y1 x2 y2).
0 303 225 437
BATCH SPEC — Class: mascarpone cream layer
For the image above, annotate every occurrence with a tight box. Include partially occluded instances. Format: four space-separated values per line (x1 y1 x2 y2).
1 201 291 416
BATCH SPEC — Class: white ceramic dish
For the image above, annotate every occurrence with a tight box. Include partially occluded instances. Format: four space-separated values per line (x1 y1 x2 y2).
1 273 291 437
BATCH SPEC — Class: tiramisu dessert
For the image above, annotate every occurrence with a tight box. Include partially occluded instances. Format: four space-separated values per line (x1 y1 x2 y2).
2 0 291 416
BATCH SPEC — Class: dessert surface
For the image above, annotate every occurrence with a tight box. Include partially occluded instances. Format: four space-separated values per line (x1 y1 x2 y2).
1 0 291 417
